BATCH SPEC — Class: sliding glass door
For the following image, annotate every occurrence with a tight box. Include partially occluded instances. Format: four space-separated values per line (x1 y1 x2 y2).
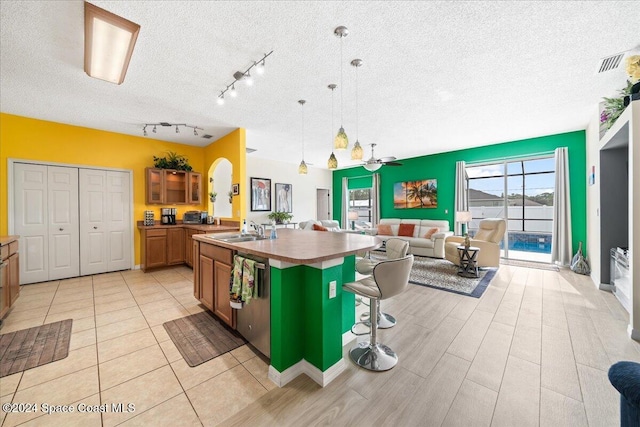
466 156 555 262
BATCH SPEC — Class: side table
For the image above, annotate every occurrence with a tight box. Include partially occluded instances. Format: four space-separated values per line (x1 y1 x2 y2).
457 245 480 278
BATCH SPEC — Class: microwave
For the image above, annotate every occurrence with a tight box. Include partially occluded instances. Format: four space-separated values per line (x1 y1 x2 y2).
183 211 206 224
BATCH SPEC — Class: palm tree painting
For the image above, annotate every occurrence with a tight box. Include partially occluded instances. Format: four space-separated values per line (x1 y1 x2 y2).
394 179 438 209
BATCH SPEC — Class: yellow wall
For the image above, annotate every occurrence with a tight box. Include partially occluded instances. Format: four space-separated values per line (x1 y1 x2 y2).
0 113 245 265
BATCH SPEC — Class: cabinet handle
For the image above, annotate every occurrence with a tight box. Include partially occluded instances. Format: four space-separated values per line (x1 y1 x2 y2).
59 228 64 231
93 226 98 229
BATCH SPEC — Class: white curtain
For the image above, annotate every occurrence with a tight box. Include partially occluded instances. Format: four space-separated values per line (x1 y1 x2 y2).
454 161 468 235
551 147 573 265
341 177 349 229
371 173 381 227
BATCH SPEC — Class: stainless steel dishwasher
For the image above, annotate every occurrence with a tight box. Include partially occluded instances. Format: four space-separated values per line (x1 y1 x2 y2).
235 252 270 358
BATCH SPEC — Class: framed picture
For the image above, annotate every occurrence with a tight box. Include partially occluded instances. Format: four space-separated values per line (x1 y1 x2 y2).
393 179 438 209
275 183 292 213
250 177 271 211
232 183 240 195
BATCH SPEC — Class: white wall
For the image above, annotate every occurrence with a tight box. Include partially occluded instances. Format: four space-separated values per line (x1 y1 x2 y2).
244 156 332 226
586 107 602 286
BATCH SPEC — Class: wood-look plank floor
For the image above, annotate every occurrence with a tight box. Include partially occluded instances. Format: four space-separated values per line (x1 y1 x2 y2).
220 266 638 427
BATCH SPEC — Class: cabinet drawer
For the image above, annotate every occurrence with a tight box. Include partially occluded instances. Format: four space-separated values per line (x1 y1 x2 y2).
200 243 233 264
0 244 7 261
146 229 167 237
9 241 18 256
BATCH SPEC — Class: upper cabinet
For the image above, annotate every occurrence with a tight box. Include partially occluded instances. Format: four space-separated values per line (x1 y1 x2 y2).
146 168 202 205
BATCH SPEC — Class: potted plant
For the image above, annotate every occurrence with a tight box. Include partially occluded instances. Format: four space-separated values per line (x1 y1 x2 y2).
209 192 217 202
267 211 293 224
152 151 193 171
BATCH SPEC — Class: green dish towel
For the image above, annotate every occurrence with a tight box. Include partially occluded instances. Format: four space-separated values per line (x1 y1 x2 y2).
231 255 244 299
241 258 258 304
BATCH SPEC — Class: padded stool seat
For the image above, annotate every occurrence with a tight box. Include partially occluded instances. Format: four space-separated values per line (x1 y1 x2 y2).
609 361 640 426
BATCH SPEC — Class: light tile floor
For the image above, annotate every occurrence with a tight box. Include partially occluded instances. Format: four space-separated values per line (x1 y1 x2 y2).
1 264 638 426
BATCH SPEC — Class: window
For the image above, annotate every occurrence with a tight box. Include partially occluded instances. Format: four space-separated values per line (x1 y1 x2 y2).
348 188 373 230
466 156 555 261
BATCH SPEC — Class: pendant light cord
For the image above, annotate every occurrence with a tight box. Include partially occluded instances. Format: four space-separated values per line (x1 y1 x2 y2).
331 87 335 150
355 65 359 141
340 38 344 126
302 102 305 160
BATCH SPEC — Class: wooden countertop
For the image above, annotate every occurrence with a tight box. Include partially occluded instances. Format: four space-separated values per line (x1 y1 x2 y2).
0 235 19 246
137 223 238 233
193 228 381 264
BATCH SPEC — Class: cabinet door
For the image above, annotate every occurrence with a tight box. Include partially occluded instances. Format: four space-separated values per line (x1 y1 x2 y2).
199 255 214 310
8 253 20 305
193 240 200 298
0 261 8 318
213 261 234 328
146 168 164 204
167 228 185 265
145 234 167 269
188 172 202 204
185 230 195 267
165 170 187 204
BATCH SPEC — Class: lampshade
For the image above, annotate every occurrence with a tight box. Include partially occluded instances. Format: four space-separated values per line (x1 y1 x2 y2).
364 162 382 172
334 127 348 150
455 211 472 222
328 152 338 170
351 140 363 160
348 210 359 220
84 2 140 85
298 160 308 175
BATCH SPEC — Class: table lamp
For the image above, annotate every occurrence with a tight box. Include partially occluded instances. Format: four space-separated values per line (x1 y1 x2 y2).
348 210 359 230
455 211 472 235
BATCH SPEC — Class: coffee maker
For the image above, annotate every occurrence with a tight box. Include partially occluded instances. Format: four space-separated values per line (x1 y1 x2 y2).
161 208 177 225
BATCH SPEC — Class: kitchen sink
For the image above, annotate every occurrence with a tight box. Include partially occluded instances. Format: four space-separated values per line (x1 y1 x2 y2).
204 234 270 243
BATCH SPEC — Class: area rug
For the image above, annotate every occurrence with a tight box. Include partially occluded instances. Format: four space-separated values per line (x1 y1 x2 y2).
0 319 73 378
500 258 560 271
163 311 247 367
369 251 496 298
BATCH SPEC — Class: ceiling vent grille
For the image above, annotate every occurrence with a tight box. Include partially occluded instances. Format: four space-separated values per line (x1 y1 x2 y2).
597 53 625 73
201 134 213 139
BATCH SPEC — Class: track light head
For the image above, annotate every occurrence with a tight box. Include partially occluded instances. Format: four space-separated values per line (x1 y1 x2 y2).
217 94 225 105
193 128 198 136
255 60 265 75
175 126 179 134
230 85 237 97
143 126 147 136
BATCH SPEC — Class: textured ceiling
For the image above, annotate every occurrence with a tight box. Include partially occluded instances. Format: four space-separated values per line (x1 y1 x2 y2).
1 1 639 170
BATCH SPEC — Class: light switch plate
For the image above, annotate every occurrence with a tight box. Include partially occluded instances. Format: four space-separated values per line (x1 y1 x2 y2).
329 281 337 299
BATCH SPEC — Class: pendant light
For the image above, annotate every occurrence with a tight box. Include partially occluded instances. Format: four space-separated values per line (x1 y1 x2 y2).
333 26 349 151
298 100 308 175
327 84 338 170
350 58 364 161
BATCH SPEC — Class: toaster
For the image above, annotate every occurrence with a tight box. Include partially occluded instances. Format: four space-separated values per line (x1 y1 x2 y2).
183 211 202 224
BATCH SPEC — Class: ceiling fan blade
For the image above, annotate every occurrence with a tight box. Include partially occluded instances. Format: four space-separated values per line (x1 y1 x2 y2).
382 161 403 166
378 156 396 162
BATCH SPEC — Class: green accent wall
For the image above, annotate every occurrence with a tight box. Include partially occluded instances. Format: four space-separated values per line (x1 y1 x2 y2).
332 131 587 255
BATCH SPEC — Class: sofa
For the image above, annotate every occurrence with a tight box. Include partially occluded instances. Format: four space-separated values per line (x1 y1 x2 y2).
444 218 506 268
298 220 342 231
371 219 452 258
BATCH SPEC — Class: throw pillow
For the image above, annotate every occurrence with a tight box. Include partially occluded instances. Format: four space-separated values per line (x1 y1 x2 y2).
398 223 415 237
377 224 393 235
312 224 328 231
424 227 440 239
303 221 319 230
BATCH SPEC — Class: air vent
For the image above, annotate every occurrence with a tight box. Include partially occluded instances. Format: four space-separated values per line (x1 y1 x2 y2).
201 134 213 139
246 147 257 154
597 52 625 73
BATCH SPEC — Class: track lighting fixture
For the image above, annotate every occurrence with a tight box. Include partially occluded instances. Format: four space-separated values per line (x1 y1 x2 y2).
141 122 203 137
217 51 273 105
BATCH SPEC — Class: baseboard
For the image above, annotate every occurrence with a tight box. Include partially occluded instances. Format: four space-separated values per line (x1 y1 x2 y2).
598 283 613 291
628 325 640 342
268 357 347 388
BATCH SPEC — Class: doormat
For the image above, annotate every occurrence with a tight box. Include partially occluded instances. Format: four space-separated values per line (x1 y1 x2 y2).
500 258 560 271
370 253 496 298
163 311 247 367
0 319 73 378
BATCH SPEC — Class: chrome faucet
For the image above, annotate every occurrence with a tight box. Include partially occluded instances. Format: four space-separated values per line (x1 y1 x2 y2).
250 221 265 238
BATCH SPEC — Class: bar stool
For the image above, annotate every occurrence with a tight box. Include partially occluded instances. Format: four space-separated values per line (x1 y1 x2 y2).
343 254 414 371
355 238 409 329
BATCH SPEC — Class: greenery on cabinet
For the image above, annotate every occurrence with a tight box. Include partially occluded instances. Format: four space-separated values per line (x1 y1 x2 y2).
209 191 217 202
153 151 193 171
267 211 293 224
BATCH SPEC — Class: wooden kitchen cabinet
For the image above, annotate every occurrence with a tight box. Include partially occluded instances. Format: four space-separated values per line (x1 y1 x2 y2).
185 229 204 267
141 229 167 271
146 168 201 205
1 237 20 319
195 241 235 328
167 228 185 265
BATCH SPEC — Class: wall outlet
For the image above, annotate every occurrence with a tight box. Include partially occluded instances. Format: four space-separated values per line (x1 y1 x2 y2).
444 209 448 214
329 281 337 299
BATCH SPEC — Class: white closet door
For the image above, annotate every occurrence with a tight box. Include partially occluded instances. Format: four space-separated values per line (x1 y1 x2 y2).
106 171 131 272
48 166 80 280
14 163 49 284
80 169 107 275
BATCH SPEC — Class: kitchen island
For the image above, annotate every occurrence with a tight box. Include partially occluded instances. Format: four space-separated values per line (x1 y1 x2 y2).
192 228 381 387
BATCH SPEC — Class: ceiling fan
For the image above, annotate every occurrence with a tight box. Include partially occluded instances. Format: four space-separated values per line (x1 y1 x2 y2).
361 143 402 171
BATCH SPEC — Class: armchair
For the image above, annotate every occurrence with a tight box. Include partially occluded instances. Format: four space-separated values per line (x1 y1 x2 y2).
444 218 506 268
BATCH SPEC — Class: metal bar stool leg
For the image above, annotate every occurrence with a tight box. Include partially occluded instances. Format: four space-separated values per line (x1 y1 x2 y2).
349 297 398 371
